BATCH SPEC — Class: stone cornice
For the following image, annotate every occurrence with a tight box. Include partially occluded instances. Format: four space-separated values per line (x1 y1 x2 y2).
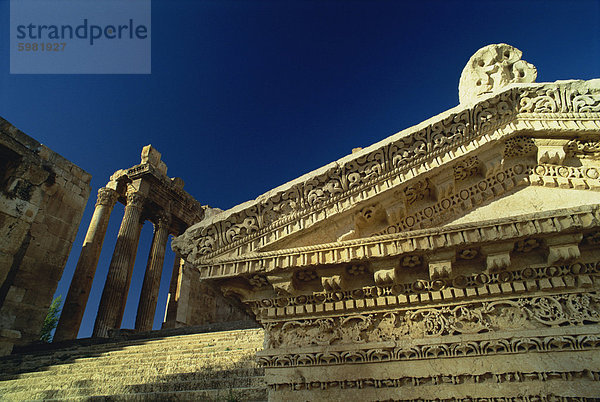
195 205 600 279
173 79 600 265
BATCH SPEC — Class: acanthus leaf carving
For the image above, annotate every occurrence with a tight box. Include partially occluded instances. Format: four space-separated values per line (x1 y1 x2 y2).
264 292 600 349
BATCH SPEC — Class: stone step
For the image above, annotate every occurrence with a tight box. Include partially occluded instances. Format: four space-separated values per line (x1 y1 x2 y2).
0 334 262 371
0 329 264 362
0 329 267 401
1 330 263 358
1 374 266 398
0 343 263 377
0 367 264 389
0 354 260 381
74 343 262 360
5 386 268 402
0 343 263 372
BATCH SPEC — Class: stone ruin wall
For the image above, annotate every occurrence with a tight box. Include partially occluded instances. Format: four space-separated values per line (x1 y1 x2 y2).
0 117 91 355
163 258 254 329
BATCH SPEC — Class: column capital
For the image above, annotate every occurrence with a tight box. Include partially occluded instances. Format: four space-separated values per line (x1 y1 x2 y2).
126 189 145 209
156 211 171 228
96 187 119 207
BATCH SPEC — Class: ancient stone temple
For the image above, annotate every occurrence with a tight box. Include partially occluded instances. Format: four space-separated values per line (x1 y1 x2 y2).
1 43 599 401
172 44 600 400
55 145 250 342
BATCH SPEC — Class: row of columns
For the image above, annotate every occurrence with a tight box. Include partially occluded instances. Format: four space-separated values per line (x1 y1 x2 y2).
55 185 182 341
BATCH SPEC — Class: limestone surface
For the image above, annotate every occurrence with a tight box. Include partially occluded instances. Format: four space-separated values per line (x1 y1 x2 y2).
0 328 266 401
459 43 537 104
0 117 91 355
172 44 600 401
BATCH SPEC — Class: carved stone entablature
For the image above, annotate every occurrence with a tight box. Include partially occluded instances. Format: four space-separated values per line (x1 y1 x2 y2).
171 45 600 400
247 260 600 321
192 206 600 281
111 145 207 235
173 79 600 266
262 291 600 349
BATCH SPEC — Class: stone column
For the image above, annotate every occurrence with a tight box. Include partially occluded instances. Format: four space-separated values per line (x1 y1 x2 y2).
134 212 170 332
92 189 145 338
54 187 118 342
163 255 183 328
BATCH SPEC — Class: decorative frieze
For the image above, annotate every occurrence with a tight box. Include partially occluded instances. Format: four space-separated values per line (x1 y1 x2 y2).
258 331 600 368
174 79 600 264
197 205 600 279
262 291 600 349
268 369 600 392
249 261 600 322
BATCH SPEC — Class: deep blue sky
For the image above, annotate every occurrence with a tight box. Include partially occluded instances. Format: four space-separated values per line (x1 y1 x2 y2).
1 0 599 338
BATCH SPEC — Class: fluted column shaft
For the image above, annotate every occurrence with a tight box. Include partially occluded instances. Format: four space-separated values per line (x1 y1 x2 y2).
54 187 118 342
93 190 145 338
134 213 170 332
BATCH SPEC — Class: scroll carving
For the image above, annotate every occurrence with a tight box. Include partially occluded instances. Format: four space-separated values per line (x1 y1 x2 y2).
259 333 600 368
459 43 536 104
265 292 600 348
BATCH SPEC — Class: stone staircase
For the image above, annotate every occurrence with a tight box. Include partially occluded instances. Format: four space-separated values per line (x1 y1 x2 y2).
0 327 266 401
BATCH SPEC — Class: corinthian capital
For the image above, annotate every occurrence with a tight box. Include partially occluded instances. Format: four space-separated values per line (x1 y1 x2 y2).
156 211 171 228
126 189 145 209
96 187 118 207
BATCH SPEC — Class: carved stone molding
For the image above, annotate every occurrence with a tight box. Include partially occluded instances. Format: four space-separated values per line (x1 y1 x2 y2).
258 331 600 368
263 291 600 349
198 205 600 278
268 369 599 393
250 261 600 320
173 79 600 265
